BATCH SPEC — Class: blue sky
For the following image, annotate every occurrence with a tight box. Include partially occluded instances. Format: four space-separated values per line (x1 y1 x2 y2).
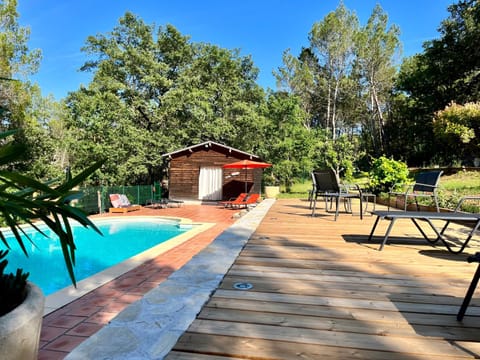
18 0 455 100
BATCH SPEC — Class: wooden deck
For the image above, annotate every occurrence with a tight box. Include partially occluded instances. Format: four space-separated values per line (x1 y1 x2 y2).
167 198 480 359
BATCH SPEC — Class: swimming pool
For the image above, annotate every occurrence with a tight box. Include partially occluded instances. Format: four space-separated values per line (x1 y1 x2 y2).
4 217 199 296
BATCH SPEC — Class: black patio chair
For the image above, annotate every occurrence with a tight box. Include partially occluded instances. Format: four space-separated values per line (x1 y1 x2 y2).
310 169 363 220
308 172 316 206
388 170 443 212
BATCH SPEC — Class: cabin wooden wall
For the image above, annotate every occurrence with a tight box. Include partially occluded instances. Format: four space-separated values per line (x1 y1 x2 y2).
167 146 262 200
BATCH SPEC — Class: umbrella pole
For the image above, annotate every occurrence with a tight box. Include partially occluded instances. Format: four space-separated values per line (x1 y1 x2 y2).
245 167 248 193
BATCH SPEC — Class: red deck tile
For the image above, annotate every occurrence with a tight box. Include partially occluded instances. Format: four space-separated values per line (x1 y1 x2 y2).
66 322 103 337
44 334 86 352
103 300 131 313
41 325 69 342
64 303 102 317
117 293 143 303
44 315 86 329
128 281 159 294
84 311 118 325
38 349 68 360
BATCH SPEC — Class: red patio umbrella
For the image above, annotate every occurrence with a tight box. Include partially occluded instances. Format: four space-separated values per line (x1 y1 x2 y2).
223 159 272 193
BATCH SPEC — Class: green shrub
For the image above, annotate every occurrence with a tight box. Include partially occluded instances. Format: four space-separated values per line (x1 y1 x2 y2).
368 156 410 194
435 190 461 210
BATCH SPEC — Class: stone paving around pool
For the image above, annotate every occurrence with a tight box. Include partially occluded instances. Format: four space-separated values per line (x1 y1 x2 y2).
65 199 274 359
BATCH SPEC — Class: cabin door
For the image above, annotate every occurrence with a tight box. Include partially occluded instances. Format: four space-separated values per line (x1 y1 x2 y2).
198 166 223 200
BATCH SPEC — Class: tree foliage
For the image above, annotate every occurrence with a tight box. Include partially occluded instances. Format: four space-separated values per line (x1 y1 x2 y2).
0 0 49 176
274 2 400 175
308 3 358 138
397 0 480 110
258 92 314 189
354 4 400 154
394 0 480 165
66 13 266 185
5 0 478 190
433 102 480 163
312 132 359 181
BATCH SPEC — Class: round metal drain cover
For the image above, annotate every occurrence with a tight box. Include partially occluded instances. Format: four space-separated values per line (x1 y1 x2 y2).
233 282 253 290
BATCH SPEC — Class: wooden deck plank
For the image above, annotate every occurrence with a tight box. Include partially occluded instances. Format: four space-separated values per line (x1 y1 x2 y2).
211 289 480 317
228 264 474 284
197 307 480 341
205 297 480 328
225 266 472 289
167 351 245 360
166 199 480 359
186 319 470 357
219 275 473 305
173 333 451 360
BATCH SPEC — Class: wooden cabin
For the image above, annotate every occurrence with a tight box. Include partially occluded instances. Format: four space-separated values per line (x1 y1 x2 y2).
162 142 264 201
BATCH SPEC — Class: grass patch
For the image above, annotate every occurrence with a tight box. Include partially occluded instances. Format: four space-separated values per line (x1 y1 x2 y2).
277 181 310 199
440 171 480 194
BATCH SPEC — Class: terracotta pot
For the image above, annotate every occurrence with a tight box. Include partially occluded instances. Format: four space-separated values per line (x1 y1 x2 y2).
264 186 280 199
0 282 45 360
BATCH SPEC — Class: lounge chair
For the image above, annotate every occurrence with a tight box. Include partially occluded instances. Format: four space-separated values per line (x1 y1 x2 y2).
147 198 184 209
109 194 142 213
368 196 480 253
230 193 260 209
310 169 363 220
162 198 184 208
388 170 443 211
457 252 480 321
219 193 247 208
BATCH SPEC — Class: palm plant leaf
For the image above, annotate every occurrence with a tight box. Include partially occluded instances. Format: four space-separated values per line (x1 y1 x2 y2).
0 143 27 166
0 129 104 286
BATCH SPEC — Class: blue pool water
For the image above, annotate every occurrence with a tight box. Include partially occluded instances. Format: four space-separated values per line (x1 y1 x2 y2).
3 218 191 296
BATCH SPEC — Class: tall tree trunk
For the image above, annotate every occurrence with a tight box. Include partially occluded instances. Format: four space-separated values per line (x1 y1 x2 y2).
332 79 340 140
326 82 331 133
371 85 385 152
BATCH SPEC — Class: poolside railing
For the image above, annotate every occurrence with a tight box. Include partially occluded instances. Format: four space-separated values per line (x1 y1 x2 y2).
74 185 156 214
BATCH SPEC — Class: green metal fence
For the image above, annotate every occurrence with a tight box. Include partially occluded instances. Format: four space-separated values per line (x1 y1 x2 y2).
74 185 155 214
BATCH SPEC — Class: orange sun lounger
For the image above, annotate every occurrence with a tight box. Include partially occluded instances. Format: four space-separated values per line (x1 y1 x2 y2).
224 193 260 209
219 193 248 208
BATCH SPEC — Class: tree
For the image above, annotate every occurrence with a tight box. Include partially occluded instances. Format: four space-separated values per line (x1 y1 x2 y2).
397 0 480 112
65 88 131 185
0 0 50 176
71 13 177 185
312 130 359 180
162 43 266 152
274 3 361 137
67 14 266 185
394 0 480 165
354 4 400 154
308 2 358 138
258 92 315 190
274 47 322 129
433 102 480 164
368 155 409 194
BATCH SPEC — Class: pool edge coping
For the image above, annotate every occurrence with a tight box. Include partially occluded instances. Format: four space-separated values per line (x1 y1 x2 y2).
44 216 215 315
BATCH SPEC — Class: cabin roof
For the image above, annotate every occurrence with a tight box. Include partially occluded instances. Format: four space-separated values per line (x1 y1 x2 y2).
162 141 260 160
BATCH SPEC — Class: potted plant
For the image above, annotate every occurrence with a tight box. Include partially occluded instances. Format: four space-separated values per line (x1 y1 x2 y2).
263 172 280 199
0 130 102 360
